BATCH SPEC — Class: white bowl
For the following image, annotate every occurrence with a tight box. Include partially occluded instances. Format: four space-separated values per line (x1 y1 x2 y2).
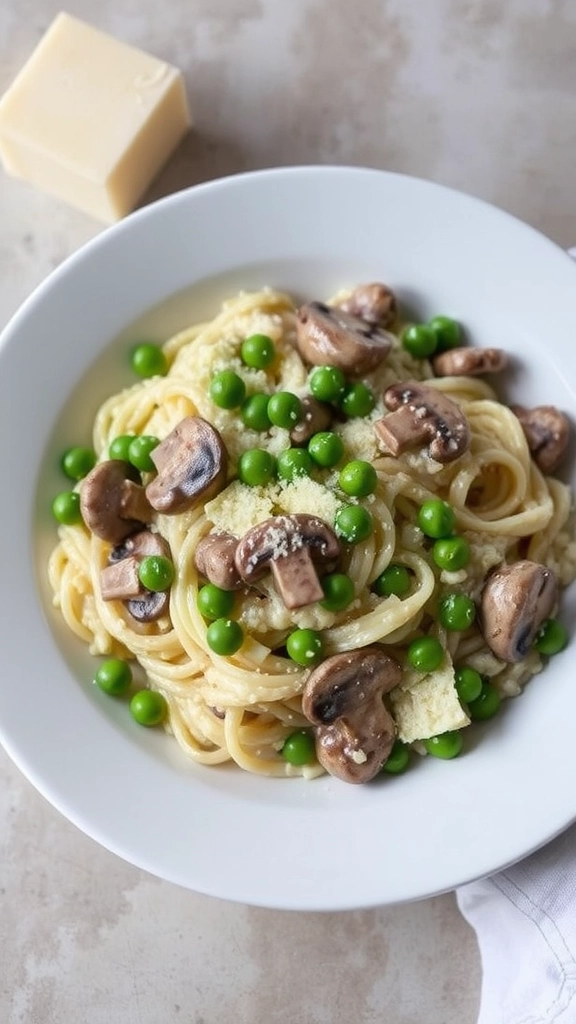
1 166 576 910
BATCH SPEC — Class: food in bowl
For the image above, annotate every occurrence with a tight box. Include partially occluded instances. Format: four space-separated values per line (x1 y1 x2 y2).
48 283 574 783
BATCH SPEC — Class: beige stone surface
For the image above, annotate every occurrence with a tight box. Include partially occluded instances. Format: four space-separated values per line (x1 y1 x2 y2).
3 0 576 1020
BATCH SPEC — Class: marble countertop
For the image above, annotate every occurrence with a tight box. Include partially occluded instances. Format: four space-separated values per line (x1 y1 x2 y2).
2 1 576 1021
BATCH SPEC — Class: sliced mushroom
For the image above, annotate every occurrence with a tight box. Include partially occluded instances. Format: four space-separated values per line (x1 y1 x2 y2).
100 530 170 622
234 514 340 610
374 381 471 463
338 282 398 327
295 301 393 376
289 396 332 446
126 591 170 623
511 404 570 474
480 560 557 662
80 460 153 544
194 531 242 591
432 347 507 377
302 647 401 784
146 416 228 515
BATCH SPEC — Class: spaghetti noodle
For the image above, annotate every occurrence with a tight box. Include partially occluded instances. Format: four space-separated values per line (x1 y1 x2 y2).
48 286 576 781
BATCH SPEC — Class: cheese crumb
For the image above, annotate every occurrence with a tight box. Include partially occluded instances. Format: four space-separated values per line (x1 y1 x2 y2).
277 477 339 522
204 481 276 535
390 662 470 742
337 417 380 463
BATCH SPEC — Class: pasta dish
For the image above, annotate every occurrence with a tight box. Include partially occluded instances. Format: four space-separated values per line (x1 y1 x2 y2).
48 283 575 783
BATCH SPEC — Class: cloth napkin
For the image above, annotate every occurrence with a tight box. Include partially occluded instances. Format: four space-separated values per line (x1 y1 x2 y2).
456 245 576 1024
457 824 576 1023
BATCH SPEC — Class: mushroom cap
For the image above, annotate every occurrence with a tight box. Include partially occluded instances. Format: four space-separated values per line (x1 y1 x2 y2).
295 301 393 376
480 559 558 662
234 514 340 583
377 380 471 463
511 404 570 474
146 416 228 515
126 590 169 622
302 647 401 784
80 460 153 544
194 531 242 591
432 347 508 377
338 282 398 328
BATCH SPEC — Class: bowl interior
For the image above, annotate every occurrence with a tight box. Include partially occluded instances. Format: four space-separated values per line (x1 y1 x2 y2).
2 166 576 909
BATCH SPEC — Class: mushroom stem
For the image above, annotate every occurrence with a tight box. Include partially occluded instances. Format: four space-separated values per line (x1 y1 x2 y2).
374 405 431 456
100 557 143 600
270 547 325 609
120 480 156 523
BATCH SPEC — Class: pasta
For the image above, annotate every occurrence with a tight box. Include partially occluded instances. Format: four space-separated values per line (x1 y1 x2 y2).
48 285 576 782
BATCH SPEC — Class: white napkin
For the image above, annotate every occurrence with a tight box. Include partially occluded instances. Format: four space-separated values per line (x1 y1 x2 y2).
457 245 576 1024
457 824 576 1023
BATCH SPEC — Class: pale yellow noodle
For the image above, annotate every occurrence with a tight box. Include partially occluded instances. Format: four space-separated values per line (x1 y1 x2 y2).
48 288 576 778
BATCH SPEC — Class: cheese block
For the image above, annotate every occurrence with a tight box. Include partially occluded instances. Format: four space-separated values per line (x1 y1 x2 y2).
0 13 192 222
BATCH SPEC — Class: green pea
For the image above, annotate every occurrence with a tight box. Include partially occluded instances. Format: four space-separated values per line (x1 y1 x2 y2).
277 448 314 482
534 618 569 656
382 739 411 775
281 729 317 766
52 491 83 526
429 315 461 352
372 564 411 598
402 323 438 359
338 460 378 497
467 681 501 721
109 434 136 460
418 499 456 539
454 666 483 704
438 592 476 632
340 382 375 418
210 370 246 409
61 446 96 481
286 628 323 666
320 573 355 611
309 366 347 403
240 393 272 432
241 333 275 369
407 636 444 673
334 504 373 544
267 391 303 429
424 730 463 759
206 618 244 656
432 536 471 572
128 435 160 472
94 658 132 696
131 342 168 378
197 584 235 620
138 555 175 592
237 448 276 486
130 689 168 726
307 431 344 468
